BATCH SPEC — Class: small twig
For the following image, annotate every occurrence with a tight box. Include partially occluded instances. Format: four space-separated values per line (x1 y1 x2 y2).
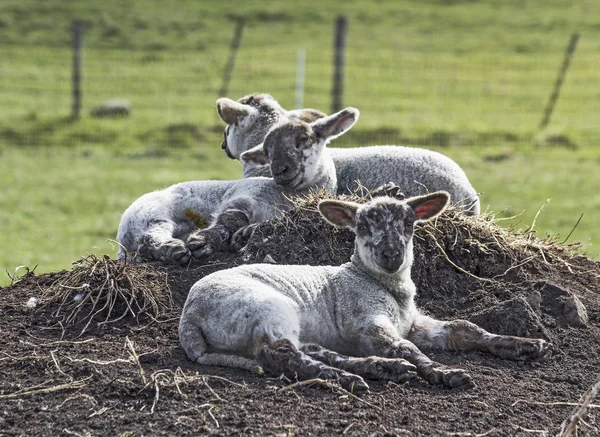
7 265 32 286
125 337 147 385
50 350 72 381
0 377 91 399
88 407 109 418
62 429 91 437
56 393 97 410
278 378 382 411
558 373 600 437
65 356 131 366
511 399 600 409
560 213 584 244
150 375 162 414
424 229 494 283
34 338 96 347
207 407 220 428
202 376 224 402
446 428 496 437
492 255 536 279
343 422 356 435
514 425 549 435
528 199 551 240
203 375 249 390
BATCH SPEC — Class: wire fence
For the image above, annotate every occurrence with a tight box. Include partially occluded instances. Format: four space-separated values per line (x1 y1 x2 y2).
0 21 598 150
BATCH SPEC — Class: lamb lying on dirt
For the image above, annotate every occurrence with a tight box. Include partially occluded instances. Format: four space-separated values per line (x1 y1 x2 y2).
217 93 480 214
179 191 551 392
117 107 358 264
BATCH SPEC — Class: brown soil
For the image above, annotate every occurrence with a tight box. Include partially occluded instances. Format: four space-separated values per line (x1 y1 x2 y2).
1 196 599 436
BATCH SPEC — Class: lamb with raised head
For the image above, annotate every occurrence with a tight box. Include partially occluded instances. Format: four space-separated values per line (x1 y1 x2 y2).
179 192 551 392
217 93 480 215
116 107 357 264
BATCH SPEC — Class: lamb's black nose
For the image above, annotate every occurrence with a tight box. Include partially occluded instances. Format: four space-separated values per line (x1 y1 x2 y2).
272 165 289 177
382 248 400 262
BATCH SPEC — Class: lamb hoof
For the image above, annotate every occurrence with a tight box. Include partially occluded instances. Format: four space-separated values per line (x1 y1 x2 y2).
426 365 474 389
159 241 191 264
490 337 553 362
337 373 370 394
351 357 417 383
374 358 417 383
446 370 474 389
514 338 553 362
187 233 215 259
169 246 191 265
231 224 258 251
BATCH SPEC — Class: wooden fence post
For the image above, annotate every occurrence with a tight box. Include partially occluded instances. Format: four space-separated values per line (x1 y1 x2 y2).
219 19 245 98
538 33 580 131
331 16 348 113
71 20 83 119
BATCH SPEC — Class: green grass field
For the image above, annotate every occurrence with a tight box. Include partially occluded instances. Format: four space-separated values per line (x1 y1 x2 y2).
1 0 599 285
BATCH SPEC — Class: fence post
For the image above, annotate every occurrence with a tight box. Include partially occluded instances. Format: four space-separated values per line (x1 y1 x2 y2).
71 20 83 119
295 47 306 109
331 16 348 113
219 19 245 98
538 33 580 131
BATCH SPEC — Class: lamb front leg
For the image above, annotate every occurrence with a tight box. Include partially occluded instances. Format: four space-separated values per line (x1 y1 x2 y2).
187 200 255 260
257 339 369 394
408 315 552 362
362 323 473 388
301 343 416 384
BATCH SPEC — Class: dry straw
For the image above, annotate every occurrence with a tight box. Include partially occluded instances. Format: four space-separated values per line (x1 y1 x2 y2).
247 186 591 282
40 254 173 336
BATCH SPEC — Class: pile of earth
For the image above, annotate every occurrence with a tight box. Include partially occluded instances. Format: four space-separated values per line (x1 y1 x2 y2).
1 191 598 436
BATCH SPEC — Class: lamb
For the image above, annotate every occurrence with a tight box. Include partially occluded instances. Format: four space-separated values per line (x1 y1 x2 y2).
116 107 357 264
179 191 551 392
217 93 480 214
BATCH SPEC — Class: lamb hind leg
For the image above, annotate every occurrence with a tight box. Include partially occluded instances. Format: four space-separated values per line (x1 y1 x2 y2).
408 315 552 362
257 339 369 393
301 343 416 384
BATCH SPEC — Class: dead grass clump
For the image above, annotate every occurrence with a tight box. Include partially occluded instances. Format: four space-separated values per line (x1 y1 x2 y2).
245 189 589 277
40 254 173 335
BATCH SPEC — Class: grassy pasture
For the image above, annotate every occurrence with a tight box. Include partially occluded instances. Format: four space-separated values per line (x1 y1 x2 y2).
1 0 599 284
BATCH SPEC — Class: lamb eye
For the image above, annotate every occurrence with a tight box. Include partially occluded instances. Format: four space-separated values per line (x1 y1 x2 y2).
296 135 309 149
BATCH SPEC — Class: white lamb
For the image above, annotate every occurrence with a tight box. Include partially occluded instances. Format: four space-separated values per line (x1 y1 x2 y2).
217 93 480 214
116 107 359 264
180 191 551 392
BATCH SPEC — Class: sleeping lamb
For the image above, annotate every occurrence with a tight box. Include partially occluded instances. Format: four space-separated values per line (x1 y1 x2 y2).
117 107 358 264
217 93 480 214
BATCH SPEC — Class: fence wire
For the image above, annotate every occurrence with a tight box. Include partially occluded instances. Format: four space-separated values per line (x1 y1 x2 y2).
0 27 597 149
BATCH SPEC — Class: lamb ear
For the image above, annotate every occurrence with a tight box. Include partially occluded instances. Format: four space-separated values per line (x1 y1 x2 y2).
240 144 267 166
216 98 254 124
406 191 450 222
311 107 359 142
288 108 327 123
318 200 360 229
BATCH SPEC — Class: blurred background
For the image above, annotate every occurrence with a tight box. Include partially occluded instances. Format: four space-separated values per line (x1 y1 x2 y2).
1 0 598 285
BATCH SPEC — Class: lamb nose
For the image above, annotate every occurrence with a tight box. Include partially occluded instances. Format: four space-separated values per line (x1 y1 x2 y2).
273 165 288 176
382 248 400 259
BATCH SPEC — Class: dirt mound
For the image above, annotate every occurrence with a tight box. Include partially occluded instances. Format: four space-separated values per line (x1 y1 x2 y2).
1 192 599 436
